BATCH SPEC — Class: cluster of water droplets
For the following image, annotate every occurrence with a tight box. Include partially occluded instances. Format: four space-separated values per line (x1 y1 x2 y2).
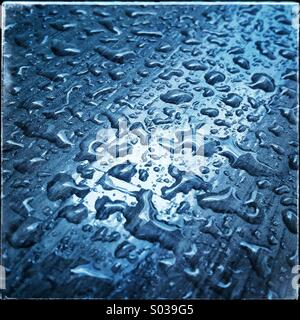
2 4 298 299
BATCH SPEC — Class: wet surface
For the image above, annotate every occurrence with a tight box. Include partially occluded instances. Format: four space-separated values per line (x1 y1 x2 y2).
1 3 299 299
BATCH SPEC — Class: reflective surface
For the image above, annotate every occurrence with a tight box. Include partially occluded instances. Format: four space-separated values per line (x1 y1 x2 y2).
2 3 299 299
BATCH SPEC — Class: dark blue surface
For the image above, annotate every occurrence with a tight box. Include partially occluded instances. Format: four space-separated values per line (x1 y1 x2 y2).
2 3 299 299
